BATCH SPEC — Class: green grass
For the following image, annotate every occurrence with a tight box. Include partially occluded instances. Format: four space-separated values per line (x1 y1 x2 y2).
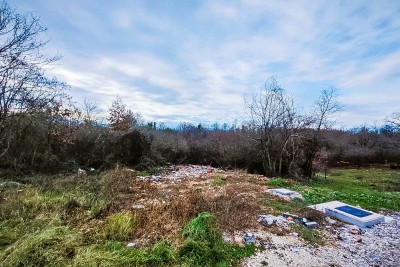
211 176 227 187
267 178 287 187
291 168 400 211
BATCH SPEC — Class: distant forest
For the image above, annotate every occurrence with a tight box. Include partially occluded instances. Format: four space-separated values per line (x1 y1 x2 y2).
1 0 400 178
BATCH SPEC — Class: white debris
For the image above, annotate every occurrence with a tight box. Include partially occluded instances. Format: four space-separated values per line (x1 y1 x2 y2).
265 188 304 201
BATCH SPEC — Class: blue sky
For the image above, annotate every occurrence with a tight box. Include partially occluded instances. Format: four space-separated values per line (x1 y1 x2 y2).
12 0 400 128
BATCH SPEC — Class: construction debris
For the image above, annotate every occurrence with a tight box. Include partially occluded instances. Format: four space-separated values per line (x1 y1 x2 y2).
265 188 304 201
138 165 221 182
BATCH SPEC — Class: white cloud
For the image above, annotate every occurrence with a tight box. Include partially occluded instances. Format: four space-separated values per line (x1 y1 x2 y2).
14 0 400 127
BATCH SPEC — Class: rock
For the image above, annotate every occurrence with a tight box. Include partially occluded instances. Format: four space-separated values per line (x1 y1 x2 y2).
354 236 362 243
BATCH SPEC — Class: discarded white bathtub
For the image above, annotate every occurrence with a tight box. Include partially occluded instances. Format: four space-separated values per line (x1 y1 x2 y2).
309 201 384 228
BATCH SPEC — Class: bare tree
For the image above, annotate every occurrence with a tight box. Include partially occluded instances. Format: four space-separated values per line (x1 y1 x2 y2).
0 1 67 158
302 87 343 177
246 77 303 175
82 98 99 125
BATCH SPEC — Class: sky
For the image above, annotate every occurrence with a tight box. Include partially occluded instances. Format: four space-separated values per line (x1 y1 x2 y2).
12 0 400 128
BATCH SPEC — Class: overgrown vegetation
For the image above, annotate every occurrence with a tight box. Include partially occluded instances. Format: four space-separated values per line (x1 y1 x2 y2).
0 176 256 267
0 168 264 266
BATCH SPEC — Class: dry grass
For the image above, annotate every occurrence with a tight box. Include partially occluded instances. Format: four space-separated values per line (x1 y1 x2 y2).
107 170 267 245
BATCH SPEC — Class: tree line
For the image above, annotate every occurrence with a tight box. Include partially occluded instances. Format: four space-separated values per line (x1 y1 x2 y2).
1 0 399 177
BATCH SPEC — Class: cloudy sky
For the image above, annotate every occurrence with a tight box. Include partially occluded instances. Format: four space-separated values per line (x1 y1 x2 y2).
12 0 400 128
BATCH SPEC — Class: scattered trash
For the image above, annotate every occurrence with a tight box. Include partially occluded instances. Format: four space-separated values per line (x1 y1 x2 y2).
291 232 299 237
282 212 318 228
354 236 362 243
304 222 318 228
126 242 136 248
291 245 300 252
131 205 145 209
244 233 255 244
78 168 85 174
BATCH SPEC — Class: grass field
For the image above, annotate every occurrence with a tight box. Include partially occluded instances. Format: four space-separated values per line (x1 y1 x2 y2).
291 168 400 211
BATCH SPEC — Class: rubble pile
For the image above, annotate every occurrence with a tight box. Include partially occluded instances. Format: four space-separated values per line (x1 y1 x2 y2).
138 165 221 182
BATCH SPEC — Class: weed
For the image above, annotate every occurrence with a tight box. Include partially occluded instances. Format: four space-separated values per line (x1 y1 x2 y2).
212 176 227 187
103 212 136 241
292 225 324 246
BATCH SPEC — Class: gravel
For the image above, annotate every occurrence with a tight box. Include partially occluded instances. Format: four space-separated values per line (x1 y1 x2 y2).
241 212 400 267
